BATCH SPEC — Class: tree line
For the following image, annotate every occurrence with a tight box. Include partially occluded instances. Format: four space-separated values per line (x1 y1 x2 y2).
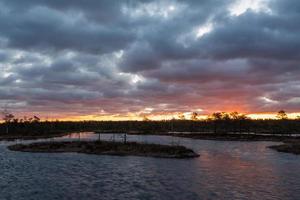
1 109 300 136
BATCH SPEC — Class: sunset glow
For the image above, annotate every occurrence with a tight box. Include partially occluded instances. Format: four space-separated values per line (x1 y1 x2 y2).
7 112 297 122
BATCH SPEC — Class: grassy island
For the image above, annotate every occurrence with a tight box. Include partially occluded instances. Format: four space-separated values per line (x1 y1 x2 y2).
269 141 300 155
8 141 199 159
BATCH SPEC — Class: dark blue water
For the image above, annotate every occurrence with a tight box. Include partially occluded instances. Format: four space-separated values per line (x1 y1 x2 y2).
1 133 300 200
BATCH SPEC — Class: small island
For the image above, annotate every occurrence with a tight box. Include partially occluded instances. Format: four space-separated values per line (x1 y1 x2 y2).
269 141 300 155
8 141 199 159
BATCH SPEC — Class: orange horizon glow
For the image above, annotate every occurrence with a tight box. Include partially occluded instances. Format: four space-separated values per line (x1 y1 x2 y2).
8 112 298 122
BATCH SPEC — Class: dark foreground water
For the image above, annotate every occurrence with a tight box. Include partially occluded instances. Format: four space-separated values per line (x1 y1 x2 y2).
1 133 300 200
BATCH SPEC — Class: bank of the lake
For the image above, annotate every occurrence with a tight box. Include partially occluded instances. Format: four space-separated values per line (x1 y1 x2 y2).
0 132 69 141
8 141 199 158
96 131 300 142
173 133 300 142
95 132 300 155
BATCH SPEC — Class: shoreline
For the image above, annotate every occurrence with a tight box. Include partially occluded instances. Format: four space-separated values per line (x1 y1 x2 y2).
0 133 68 141
0 132 72 141
95 132 300 155
173 133 300 142
8 141 199 159
2 129 297 143
95 131 300 142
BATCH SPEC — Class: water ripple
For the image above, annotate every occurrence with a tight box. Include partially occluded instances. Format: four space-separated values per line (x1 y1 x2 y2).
1 133 300 200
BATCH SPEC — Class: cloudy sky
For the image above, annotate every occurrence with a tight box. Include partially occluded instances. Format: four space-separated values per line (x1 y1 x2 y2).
0 0 299 120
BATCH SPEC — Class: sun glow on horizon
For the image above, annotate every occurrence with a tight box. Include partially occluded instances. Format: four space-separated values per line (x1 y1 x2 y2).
10 112 298 122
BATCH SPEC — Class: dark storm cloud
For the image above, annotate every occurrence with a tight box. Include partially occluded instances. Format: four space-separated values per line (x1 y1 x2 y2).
196 14 300 60
0 1 134 54
0 0 300 118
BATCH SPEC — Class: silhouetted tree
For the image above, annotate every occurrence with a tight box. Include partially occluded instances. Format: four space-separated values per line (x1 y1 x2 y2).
277 110 288 120
143 116 150 121
33 116 40 123
1 109 14 134
211 112 222 120
210 112 222 133
229 112 239 120
191 112 198 121
178 113 185 120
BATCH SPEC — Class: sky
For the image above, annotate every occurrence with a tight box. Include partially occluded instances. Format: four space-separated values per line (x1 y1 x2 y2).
0 0 300 120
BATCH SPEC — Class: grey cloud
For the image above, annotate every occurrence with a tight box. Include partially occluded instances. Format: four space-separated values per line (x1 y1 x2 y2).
1 0 300 117
0 2 134 54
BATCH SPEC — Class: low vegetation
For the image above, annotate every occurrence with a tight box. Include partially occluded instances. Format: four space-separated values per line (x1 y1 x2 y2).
0 110 299 141
269 141 300 155
8 141 199 158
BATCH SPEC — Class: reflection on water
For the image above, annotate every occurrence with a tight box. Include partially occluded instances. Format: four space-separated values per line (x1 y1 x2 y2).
1 132 300 200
